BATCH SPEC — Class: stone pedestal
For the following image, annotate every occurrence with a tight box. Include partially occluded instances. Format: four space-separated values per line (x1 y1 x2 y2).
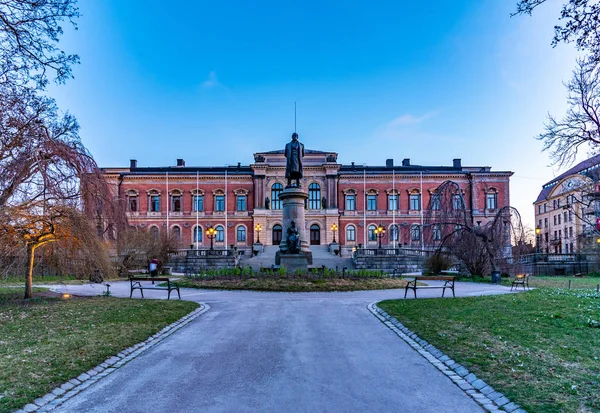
276 187 312 271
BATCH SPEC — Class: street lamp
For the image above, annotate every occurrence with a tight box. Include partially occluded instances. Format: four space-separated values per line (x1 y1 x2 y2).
330 223 338 243
374 224 386 249
255 223 262 243
206 226 217 250
535 226 541 253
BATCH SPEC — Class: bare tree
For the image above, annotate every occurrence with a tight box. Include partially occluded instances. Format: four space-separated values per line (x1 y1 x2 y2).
0 0 80 90
514 0 600 63
538 59 600 166
424 180 525 276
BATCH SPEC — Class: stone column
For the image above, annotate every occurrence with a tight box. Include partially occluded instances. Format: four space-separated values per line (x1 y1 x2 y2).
279 187 310 252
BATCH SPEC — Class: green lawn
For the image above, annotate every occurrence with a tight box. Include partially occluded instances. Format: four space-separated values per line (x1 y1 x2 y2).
379 289 600 413
1 275 128 286
457 275 600 290
175 277 408 292
0 288 198 413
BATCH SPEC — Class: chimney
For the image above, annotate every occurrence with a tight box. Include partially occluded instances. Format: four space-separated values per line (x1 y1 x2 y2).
386 159 394 168
176 159 185 167
130 159 137 169
453 158 461 168
351 162 355 168
237 162 241 169
402 158 410 167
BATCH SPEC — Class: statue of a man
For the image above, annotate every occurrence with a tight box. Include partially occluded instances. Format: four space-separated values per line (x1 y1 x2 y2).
285 133 304 188
286 220 301 254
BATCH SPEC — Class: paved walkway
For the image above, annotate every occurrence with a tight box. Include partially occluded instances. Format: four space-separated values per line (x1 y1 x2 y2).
43 281 515 413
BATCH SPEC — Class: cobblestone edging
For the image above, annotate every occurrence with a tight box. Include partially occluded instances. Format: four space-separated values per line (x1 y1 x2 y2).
15 303 211 413
368 302 527 413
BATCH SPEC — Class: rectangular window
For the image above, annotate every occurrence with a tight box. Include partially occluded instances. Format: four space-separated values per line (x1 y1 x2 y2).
557 199 561 208
367 195 377 211
431 194 441 210
569 227 573 238
388 194 398 211
569 211 573 222
538 205 542 214
486 193 497 209
544 203 547 212
553 215 557 225
345 195 356 211
570 243 574 253
128 197 138 212
215 195 225 211
453 195 463 209
554 230 557 240
193 195 203 212
558 215 561 225
410 194 421 210
553 200 556 209
563 211 567 223
545 232 548 242
237 195 246 211
171 195 181 212
150 195 160 212
559 229 562 239
544 218 548 228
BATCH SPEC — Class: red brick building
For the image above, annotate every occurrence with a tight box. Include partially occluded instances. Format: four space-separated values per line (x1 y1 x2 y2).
102 150 512 255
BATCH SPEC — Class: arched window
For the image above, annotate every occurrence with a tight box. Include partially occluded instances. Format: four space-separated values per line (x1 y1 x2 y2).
237 226 246 242
272 224 282 245
389 224 399 241
193 226 203 242
308 183 321 209
150 226 159 239
368 224 377 241
453 194 464 210
432 224 441 241
271 183 283 210
411 224 420 241
346 225 356 242
172 226 181 240
216 225 224 242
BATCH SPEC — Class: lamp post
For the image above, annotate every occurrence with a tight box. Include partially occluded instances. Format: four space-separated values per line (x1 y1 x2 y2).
206 226 217 250
374 224 386 249
331 223 338 243
255 223 262 243
535 226 541 253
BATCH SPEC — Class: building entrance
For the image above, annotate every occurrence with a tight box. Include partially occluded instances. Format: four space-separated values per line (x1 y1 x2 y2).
310 224 320 245
272 225 282 245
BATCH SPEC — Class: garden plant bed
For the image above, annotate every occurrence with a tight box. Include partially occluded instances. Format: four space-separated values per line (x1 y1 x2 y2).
378 289 600 413
175 277 408 292
0 287 198 413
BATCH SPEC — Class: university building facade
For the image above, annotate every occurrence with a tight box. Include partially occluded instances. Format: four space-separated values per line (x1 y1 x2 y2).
102 148 512 255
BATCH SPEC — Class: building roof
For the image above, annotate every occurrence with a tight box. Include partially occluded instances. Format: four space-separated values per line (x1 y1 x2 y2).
258 149 333 155
534 154 600 203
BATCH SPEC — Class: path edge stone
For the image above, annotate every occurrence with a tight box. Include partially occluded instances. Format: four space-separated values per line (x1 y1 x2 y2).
26 303 211 413
367 302 526 413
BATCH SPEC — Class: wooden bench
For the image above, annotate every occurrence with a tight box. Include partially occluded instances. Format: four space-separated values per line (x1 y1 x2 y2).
404 276 456 298
510 274 530 291
129 277 181 300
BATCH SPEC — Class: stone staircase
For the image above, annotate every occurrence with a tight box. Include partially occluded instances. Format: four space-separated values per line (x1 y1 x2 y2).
240 245 355 271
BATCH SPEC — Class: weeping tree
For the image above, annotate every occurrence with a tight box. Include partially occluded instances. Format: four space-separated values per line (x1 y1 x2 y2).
424 180 526 276
0 88 125 298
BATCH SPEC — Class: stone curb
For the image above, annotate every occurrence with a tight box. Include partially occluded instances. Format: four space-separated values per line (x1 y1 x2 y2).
367 302 527 413
16 303 210 413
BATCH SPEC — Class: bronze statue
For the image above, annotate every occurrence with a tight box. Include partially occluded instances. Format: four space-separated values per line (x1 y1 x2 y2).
286 220 301 253
285 133 304 187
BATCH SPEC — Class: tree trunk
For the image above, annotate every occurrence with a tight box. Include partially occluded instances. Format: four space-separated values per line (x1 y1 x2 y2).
25 243 36 299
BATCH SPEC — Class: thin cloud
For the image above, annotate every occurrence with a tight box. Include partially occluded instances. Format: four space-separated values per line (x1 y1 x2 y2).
376 111 438 139
201 71 224 89
387 112 436 126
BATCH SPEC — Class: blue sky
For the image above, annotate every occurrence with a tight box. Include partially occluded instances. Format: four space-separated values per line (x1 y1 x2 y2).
49 0 580 227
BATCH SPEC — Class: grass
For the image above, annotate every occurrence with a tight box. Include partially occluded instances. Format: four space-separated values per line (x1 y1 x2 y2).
175 277 408 292
0 287 198 413
379 289 600 413
456 275 600 290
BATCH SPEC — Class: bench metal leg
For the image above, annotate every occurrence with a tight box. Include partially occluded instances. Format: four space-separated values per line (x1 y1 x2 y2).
404 285 409 298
